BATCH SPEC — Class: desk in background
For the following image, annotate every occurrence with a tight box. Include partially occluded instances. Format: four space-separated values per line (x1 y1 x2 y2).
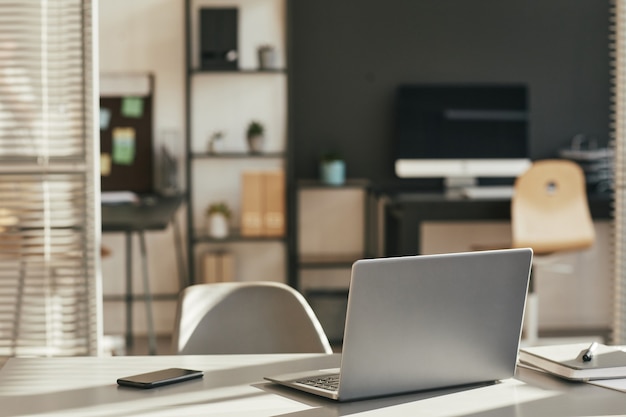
101 194 186 355
1 353 626 416
381 192 612 256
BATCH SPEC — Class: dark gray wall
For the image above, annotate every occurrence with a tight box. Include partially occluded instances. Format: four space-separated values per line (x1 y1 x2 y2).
289 0 611 184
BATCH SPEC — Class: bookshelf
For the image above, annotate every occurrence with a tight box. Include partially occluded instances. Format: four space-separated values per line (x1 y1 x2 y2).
184 0 288 285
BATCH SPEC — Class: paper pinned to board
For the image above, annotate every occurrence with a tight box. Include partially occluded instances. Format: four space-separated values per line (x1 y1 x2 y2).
112 127 136 165
100 153 112 176
121 97 144 118
100 108 111 130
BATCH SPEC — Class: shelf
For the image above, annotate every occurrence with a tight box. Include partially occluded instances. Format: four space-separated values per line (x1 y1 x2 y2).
298 253 365 269
191 151 285 159
193 228 286 244
185 0 290 285
103 293 178 302
190 68 287 75
297 178 370 189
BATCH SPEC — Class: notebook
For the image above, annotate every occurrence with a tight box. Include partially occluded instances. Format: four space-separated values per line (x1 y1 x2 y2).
265 248 533 401
519 343 626 381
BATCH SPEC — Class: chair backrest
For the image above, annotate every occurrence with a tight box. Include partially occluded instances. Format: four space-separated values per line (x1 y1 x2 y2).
511 159 595 255
172 281 333 354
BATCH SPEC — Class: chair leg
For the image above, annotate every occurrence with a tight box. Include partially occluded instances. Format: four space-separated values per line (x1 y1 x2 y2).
522 265 539 346
523 292 539 346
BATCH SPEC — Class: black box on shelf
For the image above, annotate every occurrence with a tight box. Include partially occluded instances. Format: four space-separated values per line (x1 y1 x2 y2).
199 8 238 70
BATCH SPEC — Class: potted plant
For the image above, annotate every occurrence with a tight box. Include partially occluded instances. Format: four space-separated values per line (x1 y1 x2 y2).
319 151 346 185
207 130 224 154
206 201 231 238
246 121 264 154
257 44 276 70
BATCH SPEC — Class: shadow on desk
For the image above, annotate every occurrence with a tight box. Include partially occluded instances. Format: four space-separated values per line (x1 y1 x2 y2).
2 355 626 416
256 380 496 416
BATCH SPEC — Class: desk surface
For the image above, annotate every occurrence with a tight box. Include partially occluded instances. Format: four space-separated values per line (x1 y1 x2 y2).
1 353 626 416
101 194 184 232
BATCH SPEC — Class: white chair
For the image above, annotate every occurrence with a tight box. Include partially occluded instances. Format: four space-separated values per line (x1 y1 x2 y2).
172 281 333 354
511 159 595 345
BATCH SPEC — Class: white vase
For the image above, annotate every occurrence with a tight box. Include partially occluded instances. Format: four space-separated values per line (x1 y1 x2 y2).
207 213 229 238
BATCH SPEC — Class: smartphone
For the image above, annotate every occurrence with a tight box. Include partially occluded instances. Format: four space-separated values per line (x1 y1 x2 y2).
117 368 203 389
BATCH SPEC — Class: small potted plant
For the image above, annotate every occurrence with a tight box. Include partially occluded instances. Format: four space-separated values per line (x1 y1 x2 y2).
246 121 264 154
206 201 231 238
207 130 224 154
319 151 346 185
257 44 276 70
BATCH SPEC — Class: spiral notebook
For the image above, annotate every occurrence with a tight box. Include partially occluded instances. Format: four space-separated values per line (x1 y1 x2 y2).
519 343 626 381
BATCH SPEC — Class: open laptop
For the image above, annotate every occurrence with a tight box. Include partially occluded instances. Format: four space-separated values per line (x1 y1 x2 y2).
265 248 532 401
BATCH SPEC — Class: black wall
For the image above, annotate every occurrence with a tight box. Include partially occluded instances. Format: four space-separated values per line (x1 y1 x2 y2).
288 0 611 184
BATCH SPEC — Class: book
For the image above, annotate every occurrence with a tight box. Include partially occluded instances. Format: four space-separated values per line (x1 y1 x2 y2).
518 343 626 381
262 170 285 237
202 251 235 283
240 169 285 237
240 171 264 236
202 252 219 283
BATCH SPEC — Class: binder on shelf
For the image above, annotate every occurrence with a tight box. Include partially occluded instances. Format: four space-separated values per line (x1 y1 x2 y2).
241 171 264 236
262 170 285 237
518 343 626 381
202 251 235 283
240 169 286 237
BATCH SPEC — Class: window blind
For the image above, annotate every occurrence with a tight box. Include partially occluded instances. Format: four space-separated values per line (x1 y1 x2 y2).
0 0 101 356
613 0 626 345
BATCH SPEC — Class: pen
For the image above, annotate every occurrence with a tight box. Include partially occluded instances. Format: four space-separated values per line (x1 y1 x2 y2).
582 342 599 362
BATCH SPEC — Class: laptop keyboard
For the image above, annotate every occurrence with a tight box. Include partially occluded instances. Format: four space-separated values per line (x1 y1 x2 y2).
296 374 340 392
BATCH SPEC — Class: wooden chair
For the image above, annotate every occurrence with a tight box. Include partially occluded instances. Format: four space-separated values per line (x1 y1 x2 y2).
511 159 595 344
172 281 333 354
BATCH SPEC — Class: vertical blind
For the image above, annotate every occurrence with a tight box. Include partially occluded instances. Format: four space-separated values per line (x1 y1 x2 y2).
614 0 626 345
0 0 101 356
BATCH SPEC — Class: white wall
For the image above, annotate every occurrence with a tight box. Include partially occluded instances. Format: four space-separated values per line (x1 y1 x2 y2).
99 0 186 336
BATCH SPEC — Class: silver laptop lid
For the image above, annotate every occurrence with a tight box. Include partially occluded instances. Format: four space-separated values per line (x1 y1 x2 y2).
337 248 532 401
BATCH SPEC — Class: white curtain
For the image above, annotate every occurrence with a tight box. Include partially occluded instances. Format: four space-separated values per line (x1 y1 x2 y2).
0 0 101 356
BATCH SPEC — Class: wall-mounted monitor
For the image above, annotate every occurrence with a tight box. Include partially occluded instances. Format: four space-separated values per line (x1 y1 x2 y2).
394 84 531 191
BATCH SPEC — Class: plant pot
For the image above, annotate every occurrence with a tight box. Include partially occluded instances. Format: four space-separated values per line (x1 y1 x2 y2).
207 213 229 238
320 160 346 185
247 134 264 154
208 139 224 154
258 47 276 70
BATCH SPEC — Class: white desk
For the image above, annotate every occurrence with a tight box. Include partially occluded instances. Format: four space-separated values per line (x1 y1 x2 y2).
1 353 626 416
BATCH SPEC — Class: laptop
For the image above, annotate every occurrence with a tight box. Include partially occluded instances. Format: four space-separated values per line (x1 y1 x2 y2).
265 248 532 401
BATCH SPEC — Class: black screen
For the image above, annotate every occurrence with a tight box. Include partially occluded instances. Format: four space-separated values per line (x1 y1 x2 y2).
395 84 529 160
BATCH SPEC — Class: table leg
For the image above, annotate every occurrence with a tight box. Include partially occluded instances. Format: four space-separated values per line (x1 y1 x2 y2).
125 231 133 349
172 215 188 288
139 231 157 355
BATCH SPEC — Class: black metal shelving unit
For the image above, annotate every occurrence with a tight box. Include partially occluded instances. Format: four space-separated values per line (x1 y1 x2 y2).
184 0 290 285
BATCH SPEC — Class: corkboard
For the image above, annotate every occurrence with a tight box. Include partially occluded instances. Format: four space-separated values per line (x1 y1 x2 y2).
100 90 153 193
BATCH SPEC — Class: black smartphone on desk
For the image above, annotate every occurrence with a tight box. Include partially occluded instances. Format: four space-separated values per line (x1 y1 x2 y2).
117 368 203 389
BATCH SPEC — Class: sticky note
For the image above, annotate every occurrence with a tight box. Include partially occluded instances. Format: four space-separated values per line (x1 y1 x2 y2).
100 108 111 130
100 153 112 176
121 97 144 118
112 127 136 165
